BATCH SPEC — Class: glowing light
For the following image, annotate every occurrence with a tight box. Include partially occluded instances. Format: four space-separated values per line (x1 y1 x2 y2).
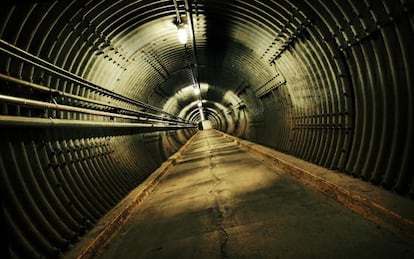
177 24 187 44
193 87 200 95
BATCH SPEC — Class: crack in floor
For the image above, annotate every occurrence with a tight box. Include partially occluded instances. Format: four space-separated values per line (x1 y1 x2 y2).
206 137 230 259
216 202 229 259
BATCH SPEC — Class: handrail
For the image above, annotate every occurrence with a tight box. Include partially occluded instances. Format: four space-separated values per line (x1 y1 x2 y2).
0 39 191 123
0 94 194 127
0 115 196 129
0 73 192 125
0 94 138 120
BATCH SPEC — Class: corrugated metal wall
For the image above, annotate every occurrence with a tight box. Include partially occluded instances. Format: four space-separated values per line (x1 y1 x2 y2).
0 0 413 257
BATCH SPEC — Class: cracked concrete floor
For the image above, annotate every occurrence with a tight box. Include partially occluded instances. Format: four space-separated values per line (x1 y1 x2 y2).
97 130 414 259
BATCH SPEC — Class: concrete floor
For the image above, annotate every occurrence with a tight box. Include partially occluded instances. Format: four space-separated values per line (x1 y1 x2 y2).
97 130 414 259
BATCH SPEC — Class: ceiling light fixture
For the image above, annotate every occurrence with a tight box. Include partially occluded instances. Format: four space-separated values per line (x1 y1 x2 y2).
177 23 187 44
172 0 187 44
193 86 200 95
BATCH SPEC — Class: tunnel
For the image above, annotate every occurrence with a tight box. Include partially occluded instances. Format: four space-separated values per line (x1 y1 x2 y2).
0 0 413 258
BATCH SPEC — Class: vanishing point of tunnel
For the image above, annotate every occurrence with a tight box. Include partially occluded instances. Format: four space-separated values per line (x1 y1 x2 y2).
0 0 413 258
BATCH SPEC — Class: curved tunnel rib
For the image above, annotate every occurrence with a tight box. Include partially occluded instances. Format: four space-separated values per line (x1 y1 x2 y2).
0 0 413 257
